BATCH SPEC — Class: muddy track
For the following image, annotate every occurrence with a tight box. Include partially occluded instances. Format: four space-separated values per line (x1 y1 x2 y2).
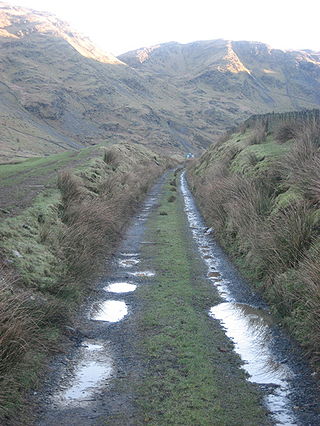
34 171 320 425
35 176 166 426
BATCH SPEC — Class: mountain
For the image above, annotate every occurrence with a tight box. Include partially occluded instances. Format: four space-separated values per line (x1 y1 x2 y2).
120 39 320 132
0 2 207 162
0 2 320 162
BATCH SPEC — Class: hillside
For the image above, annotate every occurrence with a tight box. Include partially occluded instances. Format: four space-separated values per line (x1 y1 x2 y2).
0 2 209 162
188 109 320 363
1 3 320 162
120 39 320 136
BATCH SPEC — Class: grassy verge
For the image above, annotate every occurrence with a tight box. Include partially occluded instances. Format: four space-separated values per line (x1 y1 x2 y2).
0 144 171 423
189 111 320 368
0 146 102 186
135 173 268 425
0 145 105 215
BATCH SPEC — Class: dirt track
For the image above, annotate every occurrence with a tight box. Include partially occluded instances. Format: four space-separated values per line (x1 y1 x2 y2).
34 172 320 425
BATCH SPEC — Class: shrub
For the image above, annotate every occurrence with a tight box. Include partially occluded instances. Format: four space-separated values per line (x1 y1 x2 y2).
60 200 119 283
275 121 299 143
57 171 83 207
103 149 120 166
296 119 320 147
297 244 320 354
257 202 315 274
246 122 267 145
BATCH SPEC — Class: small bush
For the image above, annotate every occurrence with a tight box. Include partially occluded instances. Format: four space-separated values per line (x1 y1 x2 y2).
57 171 83 206
60 200 119 283
103 149 119 166
246 122 267 145
168 195 176 203
275 121 299 143
281 138 320 203
296 119 320 147
297 244 320 354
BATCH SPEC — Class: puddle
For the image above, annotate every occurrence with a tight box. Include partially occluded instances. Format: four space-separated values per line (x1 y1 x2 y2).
91 300 128 322
120 252 139 257
104 282 137 293
55 341 113 406
210 303 290 384
118 258 140 268
83 343 103 351
210 302 295 424
63 362 112 403
129 271 155 278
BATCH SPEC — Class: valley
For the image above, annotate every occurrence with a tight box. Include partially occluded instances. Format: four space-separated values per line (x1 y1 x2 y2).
0 3 320 161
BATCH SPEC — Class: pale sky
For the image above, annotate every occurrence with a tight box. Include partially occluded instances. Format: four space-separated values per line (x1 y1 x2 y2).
4 0 320 55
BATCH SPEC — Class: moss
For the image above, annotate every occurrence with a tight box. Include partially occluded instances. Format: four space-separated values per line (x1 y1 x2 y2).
230 141 290 177
272 188 304 213
0 191 65 291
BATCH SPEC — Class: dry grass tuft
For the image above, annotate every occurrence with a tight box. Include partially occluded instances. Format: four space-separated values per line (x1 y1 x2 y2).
246 122 268 145
0 265 38 375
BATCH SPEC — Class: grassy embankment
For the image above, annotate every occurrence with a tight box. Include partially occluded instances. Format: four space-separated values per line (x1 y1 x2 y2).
0 146 103 215
188 110 320 367
0 143 169 423
134 173 268 425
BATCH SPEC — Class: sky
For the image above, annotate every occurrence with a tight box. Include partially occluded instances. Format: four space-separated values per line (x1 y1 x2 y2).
4 0 320 55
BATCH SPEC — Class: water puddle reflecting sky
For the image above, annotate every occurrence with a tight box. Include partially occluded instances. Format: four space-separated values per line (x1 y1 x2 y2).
104 282 137 293
118 258 140 268
91 300 128 322
210 303 291 385
129 271 155 278
54 341 113 406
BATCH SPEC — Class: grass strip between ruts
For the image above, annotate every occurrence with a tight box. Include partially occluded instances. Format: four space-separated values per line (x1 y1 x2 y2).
135 173 269 425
